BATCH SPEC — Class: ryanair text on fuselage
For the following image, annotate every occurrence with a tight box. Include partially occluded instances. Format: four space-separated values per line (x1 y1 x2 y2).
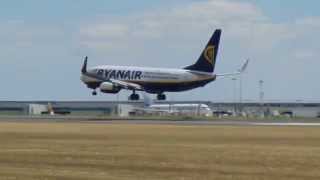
98 69 142 80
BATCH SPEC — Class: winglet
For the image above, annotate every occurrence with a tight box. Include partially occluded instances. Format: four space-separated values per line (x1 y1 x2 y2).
81 56 88 74
216 59 249 77
238 59 249 73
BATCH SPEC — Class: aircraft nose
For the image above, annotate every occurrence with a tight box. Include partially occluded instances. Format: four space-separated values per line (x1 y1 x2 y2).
81 73 100 84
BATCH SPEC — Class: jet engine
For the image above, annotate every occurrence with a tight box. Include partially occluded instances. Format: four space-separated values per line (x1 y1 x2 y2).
99 82 121 94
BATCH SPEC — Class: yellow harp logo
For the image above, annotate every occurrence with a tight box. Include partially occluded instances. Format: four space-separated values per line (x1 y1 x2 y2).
204 45 215 64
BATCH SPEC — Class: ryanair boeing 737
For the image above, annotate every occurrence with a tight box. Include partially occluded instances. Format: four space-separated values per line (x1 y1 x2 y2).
81 29 248 100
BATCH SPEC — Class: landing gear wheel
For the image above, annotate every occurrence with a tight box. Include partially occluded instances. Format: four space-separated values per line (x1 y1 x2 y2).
92 90 97 96
157 93 166 100
129 93 140 101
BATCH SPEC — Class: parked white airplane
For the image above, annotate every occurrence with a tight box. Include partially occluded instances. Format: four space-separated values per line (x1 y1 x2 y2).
134 94 212 116
81 29 248 100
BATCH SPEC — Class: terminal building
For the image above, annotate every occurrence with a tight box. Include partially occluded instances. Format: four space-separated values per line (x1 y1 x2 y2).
0 101 320 118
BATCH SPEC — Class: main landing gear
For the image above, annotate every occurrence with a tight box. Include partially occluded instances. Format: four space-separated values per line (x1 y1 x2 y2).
157 93 166 101
92 90 97 96
129 91 140 101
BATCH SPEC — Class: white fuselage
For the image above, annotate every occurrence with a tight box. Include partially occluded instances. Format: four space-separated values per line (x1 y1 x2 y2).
149 104 212 116
81 65 216 93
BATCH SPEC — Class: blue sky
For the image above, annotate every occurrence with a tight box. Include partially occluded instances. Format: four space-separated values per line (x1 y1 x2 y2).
1 0 320 102
2 0 319 21
0 0 186 21
255 0 320 21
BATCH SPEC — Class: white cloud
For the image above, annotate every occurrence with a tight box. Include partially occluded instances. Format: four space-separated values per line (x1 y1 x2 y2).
78 0 316 61
294 50 318 60
295 16 320 28
0 20 64 49
80 23 129 40
78 0 267 52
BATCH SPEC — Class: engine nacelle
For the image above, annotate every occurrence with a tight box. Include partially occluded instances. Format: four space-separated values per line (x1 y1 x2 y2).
99 82 121 94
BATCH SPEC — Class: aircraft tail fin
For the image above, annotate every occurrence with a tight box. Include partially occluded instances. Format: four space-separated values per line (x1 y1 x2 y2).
184 29 221 73
47 102 55 116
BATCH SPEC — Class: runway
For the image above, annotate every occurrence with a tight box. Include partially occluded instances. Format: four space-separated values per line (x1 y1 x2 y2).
84 120 320 126
109 120 320 126
1 115 320 126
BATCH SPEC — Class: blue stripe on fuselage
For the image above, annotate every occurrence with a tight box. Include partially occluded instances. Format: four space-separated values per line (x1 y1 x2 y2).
138 78 215 93
84 77 215 93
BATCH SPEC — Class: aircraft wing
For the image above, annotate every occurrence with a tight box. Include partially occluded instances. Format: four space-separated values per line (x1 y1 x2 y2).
109 79 144 91
216 59 249 77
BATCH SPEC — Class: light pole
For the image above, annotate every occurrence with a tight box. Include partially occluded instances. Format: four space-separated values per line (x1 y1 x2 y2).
259 80 264 117
232 77 237 115
237 58 249 115
259 80 264 104
116 93 120 116
239 73 243 114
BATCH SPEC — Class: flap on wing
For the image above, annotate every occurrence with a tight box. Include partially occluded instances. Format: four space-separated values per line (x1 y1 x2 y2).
110 79 144 91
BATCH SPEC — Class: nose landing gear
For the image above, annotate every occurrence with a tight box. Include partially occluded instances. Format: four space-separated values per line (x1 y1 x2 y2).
92 90 97 96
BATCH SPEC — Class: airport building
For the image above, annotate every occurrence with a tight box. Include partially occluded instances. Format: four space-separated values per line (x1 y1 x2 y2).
211 102 320 118
0 101 320 118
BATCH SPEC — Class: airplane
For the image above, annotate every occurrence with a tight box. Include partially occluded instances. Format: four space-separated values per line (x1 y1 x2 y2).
81 29 249 101
133 93 212 116
41 102 71 115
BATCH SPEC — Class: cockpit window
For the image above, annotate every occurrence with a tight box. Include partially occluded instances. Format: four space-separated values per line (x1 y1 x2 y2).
97 69 104 76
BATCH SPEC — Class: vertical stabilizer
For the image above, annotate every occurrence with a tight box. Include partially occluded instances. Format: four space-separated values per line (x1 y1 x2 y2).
184 29 221 73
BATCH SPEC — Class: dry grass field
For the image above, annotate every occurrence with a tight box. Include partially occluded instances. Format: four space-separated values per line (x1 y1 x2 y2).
0 122 320 180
